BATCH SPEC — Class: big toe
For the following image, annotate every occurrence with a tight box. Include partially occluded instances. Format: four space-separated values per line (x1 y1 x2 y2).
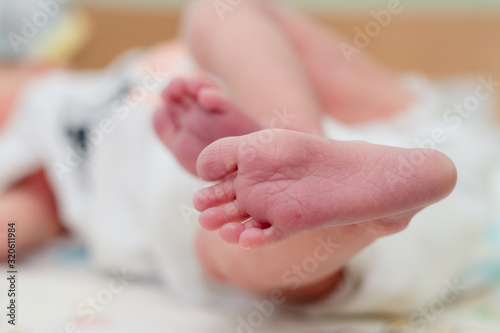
197 136 241 182
198 87 232 113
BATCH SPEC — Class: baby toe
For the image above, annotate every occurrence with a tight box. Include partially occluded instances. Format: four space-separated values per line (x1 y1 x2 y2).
219 222 246 245
239 222 281 249
199 202 249 231
197 137 240 182
198 88 231 113
193 176 236 211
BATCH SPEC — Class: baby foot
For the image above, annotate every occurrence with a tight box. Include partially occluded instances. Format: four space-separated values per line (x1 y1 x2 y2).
154 77 261 176
194 130 457 249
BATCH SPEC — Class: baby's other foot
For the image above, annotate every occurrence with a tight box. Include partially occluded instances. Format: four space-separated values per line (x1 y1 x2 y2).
154 76 260 176
194 130 457 249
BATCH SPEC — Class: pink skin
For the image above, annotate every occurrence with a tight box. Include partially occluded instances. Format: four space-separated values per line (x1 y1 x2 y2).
155 78 457 250
194 130 457 249
154 77 261 176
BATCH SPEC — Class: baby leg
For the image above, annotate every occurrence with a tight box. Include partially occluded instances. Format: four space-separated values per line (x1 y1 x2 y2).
194 130 456 301
0 171 64 262
182 0 323 135
154 80 379 300
196 225 373 303
172 1 456 302
266 3 414 124
157 93 457 300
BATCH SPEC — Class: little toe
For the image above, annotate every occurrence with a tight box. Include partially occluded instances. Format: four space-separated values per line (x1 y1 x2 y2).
197 137 241 182
238 221 281 249
219 222 246 245
198 202 249 231
194 176 236 211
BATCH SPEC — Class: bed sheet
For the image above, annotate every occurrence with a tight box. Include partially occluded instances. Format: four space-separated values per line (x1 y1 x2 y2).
1 239 499 333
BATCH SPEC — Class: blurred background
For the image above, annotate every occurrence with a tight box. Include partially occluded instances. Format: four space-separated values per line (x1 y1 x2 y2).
2 0 500 79
79 0 500 79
